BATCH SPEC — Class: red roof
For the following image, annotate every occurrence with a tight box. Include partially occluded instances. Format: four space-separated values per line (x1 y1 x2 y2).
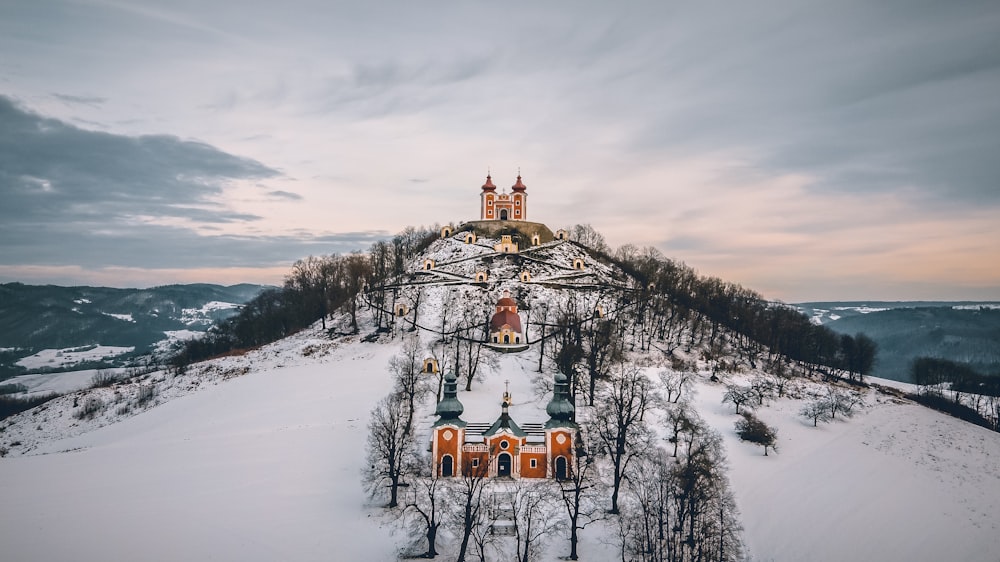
490 310 522 333
496 297 516 308
511 175 526 192
482 174 497 191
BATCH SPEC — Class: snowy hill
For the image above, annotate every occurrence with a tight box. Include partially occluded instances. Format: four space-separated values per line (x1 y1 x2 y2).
0 282 268 378
2 234 999 561
795 302 1000 382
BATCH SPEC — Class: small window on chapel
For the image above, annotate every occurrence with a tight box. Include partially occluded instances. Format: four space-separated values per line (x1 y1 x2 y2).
530 459 537 468
500 441 509 450
515 200 520 206
472 458 480 468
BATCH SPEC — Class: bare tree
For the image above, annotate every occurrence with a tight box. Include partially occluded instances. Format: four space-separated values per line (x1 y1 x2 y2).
722 384 754 415
364 393 414 508
593 362 652 514
659 369 695 404
582 318 623 406
827 388 862 419
343 253 372 333
665 401 696 458
747 375 776 407
800 399 832 426
557 432 603 560
451 453 492 562
508 480 564 562
402 467 444 558
390 336 431 436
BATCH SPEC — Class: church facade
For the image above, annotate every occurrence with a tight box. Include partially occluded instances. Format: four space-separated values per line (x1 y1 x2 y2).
431 371 577 480
480 174 528 221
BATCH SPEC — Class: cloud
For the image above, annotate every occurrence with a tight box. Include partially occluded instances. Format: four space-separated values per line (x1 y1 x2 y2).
266 190 303 200
51 93 107 107
0 96 359 274
0 95 278 227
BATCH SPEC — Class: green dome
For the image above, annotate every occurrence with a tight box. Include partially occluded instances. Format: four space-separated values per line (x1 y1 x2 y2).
545 372 575 427
434 372 465 426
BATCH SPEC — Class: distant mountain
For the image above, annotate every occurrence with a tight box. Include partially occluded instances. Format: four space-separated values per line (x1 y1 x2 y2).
0 283 269 378
794 302 1000 381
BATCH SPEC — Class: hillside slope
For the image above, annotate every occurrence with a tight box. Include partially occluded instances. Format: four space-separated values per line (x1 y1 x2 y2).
2 322 999 561
2 235 999 561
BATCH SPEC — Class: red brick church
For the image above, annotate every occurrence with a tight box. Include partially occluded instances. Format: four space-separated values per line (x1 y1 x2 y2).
430 371 576 480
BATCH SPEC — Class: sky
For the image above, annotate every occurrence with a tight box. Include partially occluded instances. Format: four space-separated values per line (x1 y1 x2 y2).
1 0 998 302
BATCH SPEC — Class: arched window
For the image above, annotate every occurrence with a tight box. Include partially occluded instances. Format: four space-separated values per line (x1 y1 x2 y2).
555 456 568 480
500 209 509 220
503 334 510 344
441 455 454 477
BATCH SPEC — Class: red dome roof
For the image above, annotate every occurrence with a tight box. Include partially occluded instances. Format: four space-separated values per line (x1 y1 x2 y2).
511 175 526 192
490 310 522 333
482 174 497 191
497 297 516 308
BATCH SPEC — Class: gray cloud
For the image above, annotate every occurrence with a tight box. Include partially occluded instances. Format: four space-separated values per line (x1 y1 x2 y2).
0 95 277 225
51 93 107 107
0 96 311 269
266 190 303 200
615 1 1000 206
0 219 387 270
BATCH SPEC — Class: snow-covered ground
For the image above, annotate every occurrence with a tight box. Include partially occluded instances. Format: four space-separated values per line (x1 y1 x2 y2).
0 329 403 562
101 311 135 322
180 300 240 325
3 321 999 561
3 235 1000 561
15 345 135 370
695 379 1000 562
2 368 125 396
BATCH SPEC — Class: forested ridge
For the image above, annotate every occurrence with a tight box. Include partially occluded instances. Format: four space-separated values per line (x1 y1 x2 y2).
174 224 876 384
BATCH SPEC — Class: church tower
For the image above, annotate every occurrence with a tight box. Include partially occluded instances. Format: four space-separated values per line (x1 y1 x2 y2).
431 372 466 477
510 174 527 221
480 174 497 220
544 372 577 480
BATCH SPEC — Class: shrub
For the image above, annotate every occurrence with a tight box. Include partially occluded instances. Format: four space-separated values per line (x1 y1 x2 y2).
735 412 778 456
135 384 155 406
90 370 119 388
74 396 104 420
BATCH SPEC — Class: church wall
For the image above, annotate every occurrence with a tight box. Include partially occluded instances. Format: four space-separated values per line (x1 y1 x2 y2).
433 426 463 477
546 429 574 478
519 451 547 478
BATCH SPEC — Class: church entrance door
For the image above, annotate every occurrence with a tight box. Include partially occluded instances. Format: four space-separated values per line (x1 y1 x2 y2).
497 453 512 477
555 456 567 480
500 209 509 220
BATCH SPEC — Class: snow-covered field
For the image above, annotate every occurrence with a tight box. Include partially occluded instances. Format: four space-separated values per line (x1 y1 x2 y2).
0 330 403 562
180 300 240 325
2 368 124 396
3 322 999 561
15 345 135 370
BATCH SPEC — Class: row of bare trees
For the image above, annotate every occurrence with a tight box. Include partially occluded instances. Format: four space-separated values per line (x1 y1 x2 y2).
173 225 440 369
